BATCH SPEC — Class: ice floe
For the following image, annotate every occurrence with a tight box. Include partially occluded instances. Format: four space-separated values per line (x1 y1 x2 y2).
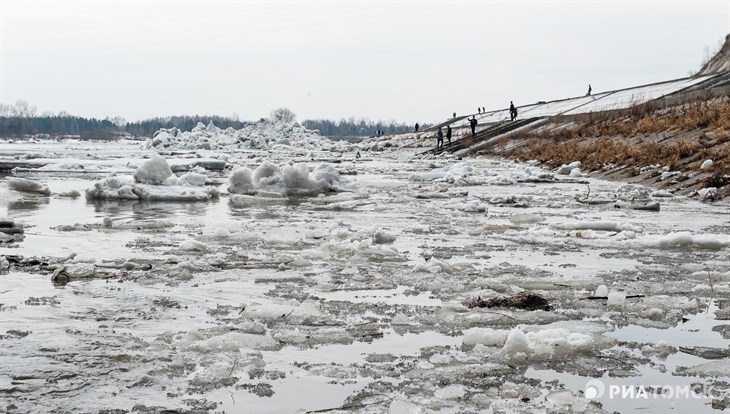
228 161 357 197
85 154 220 201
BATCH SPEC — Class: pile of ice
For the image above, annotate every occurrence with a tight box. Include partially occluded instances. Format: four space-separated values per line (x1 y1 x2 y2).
509 213 545 225
181 329 279 352
227 161 357 197
37 162 107 172
464 327 610 359
242 300 324 322
303 227 403 262
411 162 484 185
551 221 643 233
144 119 353 152
556 161 582 176
414 257 455 274
638 231 730 250
615 184 650 201
355 136 390 152
697 187 721 202
86 154 219 201
436 198 488 213
411 162 551 186
509 220 643 242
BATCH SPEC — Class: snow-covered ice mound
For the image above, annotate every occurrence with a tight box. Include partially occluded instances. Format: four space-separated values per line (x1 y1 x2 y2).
86 154 219 201
302 226 404 263
227 161 357 197
411 162 481 184
464 327 612 359
144 119 352 152
410 161 550 186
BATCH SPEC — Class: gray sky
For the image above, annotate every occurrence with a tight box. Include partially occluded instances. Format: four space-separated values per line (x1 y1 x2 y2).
2 1 729 124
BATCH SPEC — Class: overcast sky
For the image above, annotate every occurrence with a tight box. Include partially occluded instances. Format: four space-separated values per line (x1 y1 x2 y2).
2 1 728 124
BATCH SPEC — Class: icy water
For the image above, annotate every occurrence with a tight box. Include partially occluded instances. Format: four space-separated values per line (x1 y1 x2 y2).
1 140 729 413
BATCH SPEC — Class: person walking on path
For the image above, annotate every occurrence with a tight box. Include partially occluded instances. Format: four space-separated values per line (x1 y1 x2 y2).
586 84 592 96
437 127 444 150
509 101 517 121
469 117 477 136
446 125 452 147
415 122 419 132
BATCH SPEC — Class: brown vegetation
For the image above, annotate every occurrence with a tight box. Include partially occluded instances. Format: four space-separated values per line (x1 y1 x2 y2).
509 98 730 186
543 99 730 140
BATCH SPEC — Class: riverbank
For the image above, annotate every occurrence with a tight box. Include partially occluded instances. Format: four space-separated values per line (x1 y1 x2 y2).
503 96 730 198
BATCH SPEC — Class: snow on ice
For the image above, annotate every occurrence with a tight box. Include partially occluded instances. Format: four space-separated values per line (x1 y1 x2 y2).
86 154 220 201
144 119 353 152
227 161 357 197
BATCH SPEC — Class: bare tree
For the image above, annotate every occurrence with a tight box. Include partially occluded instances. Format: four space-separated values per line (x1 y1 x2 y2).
13 99 37 118
0 103 12 117
270 108 296 123
107 116 126 127
695 36 726 75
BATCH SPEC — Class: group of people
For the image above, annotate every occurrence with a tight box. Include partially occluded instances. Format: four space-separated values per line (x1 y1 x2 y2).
428 86 598 150
432 100 527 150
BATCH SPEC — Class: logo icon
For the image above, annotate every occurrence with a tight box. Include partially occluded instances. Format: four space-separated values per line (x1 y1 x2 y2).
584 379 605 399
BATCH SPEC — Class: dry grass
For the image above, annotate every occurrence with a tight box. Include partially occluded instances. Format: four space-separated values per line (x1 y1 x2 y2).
509 97 730 185
543 99 730 141
513 138 729 172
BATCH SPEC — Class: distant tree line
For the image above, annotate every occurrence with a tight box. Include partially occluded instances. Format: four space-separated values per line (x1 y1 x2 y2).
0 100 246 139
0 113 118 138
0 100 421 139
124 116 246 136
302 118 428 137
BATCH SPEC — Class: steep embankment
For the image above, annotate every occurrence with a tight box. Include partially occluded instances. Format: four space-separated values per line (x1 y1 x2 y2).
498 35 730 198
504 97 730 197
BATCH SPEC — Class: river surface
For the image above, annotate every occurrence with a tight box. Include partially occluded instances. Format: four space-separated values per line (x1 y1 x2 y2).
1 139 729 413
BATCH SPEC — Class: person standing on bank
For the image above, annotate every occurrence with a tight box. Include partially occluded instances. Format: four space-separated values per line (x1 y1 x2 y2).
446 125 452 147
437 127 444 149
509 101 516 121
415 122 419 132
469 117 477 136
